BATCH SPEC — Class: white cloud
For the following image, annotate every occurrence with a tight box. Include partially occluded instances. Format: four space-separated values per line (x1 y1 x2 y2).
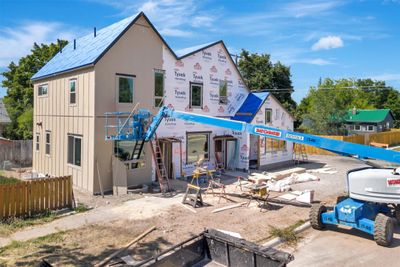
312 35 344 50
0 21 78 68
159 28 192 37
306 58 333 65
283 0 343 18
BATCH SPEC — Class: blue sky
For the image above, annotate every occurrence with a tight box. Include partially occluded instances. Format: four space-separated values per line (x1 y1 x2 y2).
1 0 399 102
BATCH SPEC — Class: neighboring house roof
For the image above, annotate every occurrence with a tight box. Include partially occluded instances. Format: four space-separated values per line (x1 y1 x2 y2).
345 109 394 123
0 98 11 124
31 12 247 90
231 92 269 123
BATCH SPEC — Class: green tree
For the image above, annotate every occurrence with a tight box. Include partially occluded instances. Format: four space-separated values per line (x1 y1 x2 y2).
2 40 68 139
297 78 400 134
238 49 297 112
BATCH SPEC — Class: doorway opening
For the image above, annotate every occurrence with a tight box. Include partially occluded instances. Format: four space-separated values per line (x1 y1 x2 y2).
214 135 238 171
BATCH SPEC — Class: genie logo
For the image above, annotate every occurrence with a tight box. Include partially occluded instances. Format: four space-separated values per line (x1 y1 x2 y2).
285 133 304 141
254 127 282 137
387 178 400 187
339 207 353 214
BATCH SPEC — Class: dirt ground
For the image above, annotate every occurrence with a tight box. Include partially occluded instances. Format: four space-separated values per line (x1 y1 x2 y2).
0 155 371 266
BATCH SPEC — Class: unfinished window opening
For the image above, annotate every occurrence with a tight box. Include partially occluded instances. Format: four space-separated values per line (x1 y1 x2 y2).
190 82 203 109
117 75 134 103
354 125 361 131
68 135 82 167
265 138 286 153
154 69 165 107
35 133 40 151
38 84 48 96
113 141 145 169
219 80 228 105
69 79 77 105
187 132 210 163
367 125 374 131
45 131 51 155
265 108 272 124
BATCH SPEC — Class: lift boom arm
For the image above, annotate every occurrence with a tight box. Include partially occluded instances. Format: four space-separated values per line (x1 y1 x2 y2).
144 106 400 165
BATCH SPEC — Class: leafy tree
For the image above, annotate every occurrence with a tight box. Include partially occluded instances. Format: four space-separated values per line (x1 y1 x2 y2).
2 40 68 139
238 50 297 113
297 78 400 134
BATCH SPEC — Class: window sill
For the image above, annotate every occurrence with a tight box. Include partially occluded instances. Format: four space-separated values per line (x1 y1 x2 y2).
68 163 82 170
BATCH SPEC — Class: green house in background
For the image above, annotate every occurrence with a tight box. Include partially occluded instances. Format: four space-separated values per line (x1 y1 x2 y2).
345 108 395 135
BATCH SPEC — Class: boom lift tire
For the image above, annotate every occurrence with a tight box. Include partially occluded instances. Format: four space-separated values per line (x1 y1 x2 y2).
336 194 348 204
310 203 327 230
374 213 394 247
395 205 400 224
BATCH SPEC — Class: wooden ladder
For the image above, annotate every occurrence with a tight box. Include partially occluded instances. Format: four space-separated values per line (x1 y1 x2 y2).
149 134 170 193
293 143 308 164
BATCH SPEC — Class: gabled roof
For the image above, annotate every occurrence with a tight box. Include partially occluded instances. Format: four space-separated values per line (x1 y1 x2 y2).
0 98 11 124
31 12 247 89
345 109 394 123
32 13 141 80
231 92 269 123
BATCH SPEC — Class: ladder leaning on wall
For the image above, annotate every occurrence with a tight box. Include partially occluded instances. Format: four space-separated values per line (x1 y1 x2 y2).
293 143 308 164
149 133 171 193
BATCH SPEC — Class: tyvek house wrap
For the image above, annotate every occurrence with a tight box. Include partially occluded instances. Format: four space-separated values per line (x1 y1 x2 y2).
156 42 250 177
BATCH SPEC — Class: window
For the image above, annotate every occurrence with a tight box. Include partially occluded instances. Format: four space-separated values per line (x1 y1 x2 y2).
265 138 286 153
117 75 134 103
190 83 203 108
265 109 272 123
154 70 164 107
38 84 48 96
69 79 77 105
114 141 145 169
35 133 40 151
45 131 51 155
187 132 210 163
354 125 361 131
68 135 82 166
219 80 228 104
367 125 374 131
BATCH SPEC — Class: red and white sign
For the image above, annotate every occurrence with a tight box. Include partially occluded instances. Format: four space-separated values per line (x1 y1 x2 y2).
387 178 400 187
254 127 282 137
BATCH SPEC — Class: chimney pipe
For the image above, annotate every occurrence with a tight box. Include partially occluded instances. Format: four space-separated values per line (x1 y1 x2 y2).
352 107 357 115
94 27 97 37
73 39 76 50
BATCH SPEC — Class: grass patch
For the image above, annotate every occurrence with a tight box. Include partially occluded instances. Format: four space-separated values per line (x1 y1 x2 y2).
74 203 90 213
0 231 66 255
0 210 57 237
269 220 305 245
0 175 21 185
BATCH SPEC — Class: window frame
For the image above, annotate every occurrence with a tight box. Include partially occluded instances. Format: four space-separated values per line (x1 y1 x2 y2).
367 125 374 131
69 79 77 106
265 138 286 153
45 131 51 156
67 134 82 167
219 79 228 105
153 69 165 108
35 133 40 152
38 84 48 97
265 108 272 124
186 131 210 163
116 74 135 104
354 125 361 131
189 82 203 109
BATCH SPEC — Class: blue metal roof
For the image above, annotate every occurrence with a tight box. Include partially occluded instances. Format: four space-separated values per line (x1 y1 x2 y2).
32 13 139 80
231 92 269 123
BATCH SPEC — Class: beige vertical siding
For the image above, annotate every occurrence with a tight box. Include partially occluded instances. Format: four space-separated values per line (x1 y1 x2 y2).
32 68 95 193
93 16 164 193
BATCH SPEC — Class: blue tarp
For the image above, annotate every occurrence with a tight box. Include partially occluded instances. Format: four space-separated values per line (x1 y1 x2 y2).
32 14 138 80
231 92 269 123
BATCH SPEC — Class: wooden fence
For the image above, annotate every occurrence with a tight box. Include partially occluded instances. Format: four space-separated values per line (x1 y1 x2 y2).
0 176 73 220
302 130 400 155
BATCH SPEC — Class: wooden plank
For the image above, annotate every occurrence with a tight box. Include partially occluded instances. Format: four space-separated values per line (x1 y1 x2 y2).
44 178 49 210
0 185 4 220
3 185 9 218
15 183 21 217
49 178 54 210
31 180 36 215
21 182 26 217
56 177 61 209
40 179 45 211
67 176 73 208
211 202 247 213
9 183 15 217
63 176 67 207
59 177 64 208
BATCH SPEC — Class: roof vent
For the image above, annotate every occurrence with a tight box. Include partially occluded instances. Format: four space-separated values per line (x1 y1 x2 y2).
73 39 76 50
94 27 97 37
352 107 357 115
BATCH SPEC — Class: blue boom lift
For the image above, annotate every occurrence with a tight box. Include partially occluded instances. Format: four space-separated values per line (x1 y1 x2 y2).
105 106 400 246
